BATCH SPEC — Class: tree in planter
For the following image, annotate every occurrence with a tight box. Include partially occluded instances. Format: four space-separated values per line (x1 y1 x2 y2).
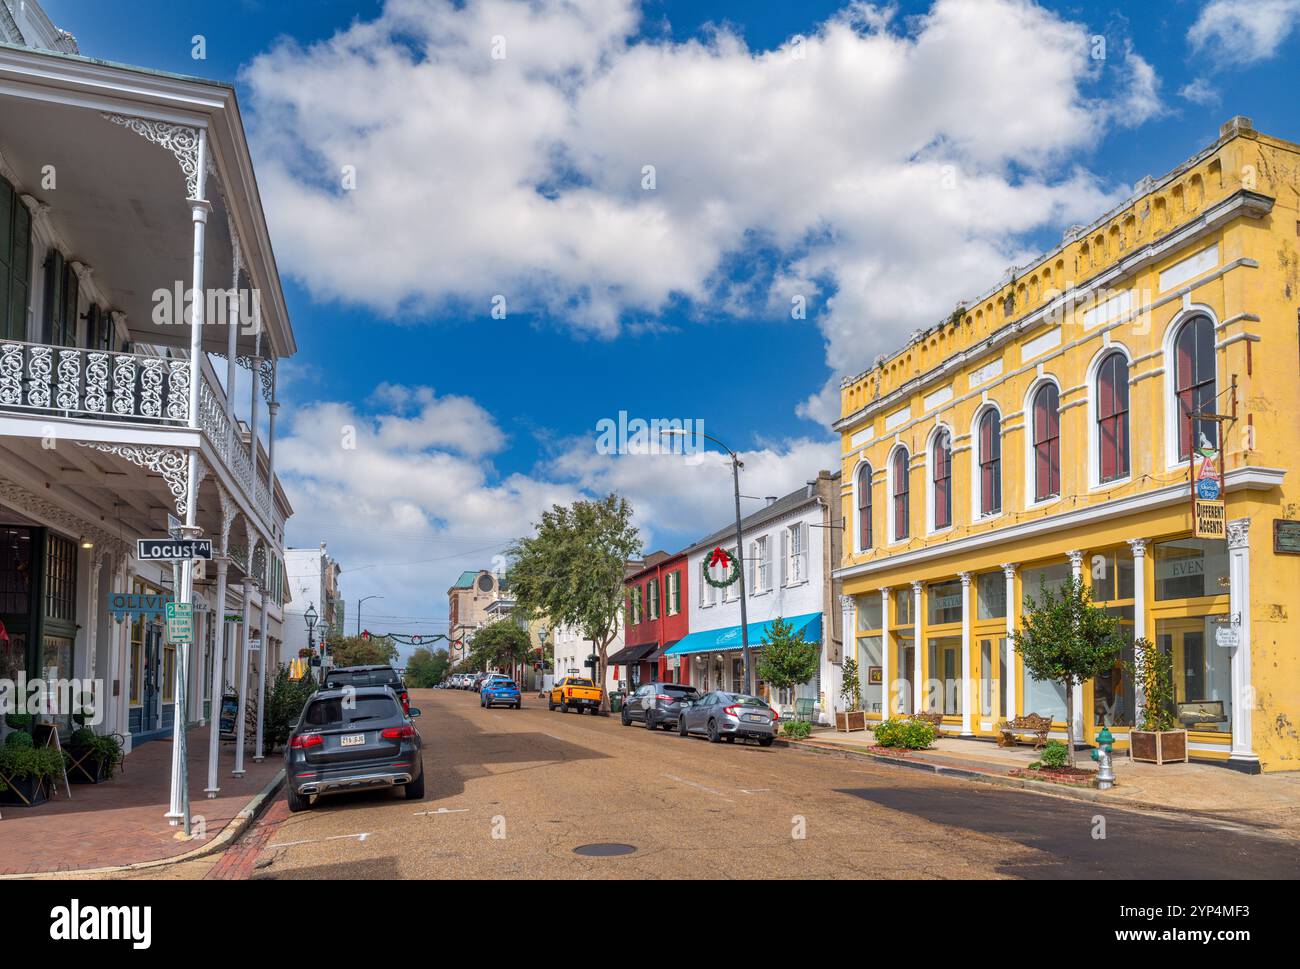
755 617 819 712
1132 637 1177 732
1012 576 1126 767
507 494 642 713
840 658 862 713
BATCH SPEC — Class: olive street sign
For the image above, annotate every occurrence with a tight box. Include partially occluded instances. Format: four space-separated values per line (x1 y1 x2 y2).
137 538 212 561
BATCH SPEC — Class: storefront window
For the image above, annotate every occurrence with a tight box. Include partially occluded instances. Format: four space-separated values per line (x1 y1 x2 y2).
1021 667 1068 723
926 636 961 714
1154 538 1229 600
856 595 883 632
979 637 1007 718
857 634 883 713
927 581 962 625
130 615 144 706
1156 615 1232 733
895 634 915 714
1020 561 1070 605
892 588 913 627
162 643 176 703
1092 548 1135 601
977 572 1006 620
1093 605 1135 727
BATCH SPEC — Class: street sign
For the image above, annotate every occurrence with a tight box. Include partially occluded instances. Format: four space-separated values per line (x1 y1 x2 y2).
137 538 212 561
165 602 193 644
1194 500 1226 539
1196 478 1221 501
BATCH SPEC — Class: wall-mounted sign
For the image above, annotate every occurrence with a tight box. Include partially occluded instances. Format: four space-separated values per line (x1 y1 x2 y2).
1214 625 1239 649
1194 500 1225 539
1274 520 1300 555
137 538 212 561
107 592 172 623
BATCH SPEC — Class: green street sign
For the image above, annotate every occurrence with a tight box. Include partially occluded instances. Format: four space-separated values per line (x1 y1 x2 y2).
166 602 194 645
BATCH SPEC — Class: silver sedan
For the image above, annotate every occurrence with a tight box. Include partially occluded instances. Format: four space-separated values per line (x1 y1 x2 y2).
677 691 778 746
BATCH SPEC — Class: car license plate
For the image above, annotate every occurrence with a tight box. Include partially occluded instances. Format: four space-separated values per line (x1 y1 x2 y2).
743 714 765 723
340 734 365 747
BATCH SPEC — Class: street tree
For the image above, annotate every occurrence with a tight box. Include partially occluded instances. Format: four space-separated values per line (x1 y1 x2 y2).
406 646 450 688
1012 575 1126 766
469 619 532 683
507 494 642 713
328 633 399 668
755 617 819 704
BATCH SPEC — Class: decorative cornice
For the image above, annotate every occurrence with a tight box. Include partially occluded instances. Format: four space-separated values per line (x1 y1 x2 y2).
0 475 120 552
1227 517 1250 551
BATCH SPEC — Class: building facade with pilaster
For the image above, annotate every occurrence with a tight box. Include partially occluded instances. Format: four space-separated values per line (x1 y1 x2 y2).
833 118 1300 773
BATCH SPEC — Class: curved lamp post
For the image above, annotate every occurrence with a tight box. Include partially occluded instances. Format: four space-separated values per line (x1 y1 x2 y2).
357 594 384 636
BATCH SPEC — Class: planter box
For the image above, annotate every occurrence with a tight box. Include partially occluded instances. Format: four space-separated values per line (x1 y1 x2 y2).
67 752 112 784
1130 729 1189 765
0 774 50 806
836 710 867 733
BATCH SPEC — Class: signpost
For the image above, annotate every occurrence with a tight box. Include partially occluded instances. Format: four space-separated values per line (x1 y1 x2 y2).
137 538 212 561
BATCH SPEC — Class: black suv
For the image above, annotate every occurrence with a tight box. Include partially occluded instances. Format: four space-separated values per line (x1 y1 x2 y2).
323 664 410 715
285 685 424 812
620 682 701 731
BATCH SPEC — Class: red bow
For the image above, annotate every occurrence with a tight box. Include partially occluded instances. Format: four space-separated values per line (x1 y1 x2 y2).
709 547 730 569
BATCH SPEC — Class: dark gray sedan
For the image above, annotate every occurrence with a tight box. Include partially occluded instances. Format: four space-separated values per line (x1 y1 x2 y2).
677 691 778 746
285 686 424 811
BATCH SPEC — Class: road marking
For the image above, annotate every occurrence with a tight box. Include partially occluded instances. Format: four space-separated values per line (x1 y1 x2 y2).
268 831 373 849
662 773 733 801
738 789 771 795
414 807 470 816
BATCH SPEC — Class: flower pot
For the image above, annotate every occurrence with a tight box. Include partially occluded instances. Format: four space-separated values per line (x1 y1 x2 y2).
67 751 111 784
836 710 867 733
0 774 50 806
1129 729 1188 765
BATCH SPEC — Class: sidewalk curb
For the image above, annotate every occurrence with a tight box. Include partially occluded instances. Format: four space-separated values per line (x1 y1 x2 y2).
776 738 1292 831
0 768 286 880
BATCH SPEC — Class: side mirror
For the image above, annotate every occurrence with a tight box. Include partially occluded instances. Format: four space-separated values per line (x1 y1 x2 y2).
408 708 422 718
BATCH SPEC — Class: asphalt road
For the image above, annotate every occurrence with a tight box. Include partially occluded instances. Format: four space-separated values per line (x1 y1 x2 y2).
232 688 1300 880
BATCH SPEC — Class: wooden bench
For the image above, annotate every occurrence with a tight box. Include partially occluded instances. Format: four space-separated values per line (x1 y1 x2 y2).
909 711 945 733
997 713 1053 749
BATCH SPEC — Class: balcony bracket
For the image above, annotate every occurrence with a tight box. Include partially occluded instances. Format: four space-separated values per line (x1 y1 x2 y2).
74 441 201 518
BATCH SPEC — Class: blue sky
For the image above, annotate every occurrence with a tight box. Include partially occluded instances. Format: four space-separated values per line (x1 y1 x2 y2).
43 0 1300 641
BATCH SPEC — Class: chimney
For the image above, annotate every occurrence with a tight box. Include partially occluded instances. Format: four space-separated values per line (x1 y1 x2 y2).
1220 116 1254 139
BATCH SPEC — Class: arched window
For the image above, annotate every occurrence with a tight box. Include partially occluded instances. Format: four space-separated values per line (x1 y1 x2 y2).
978 409 1001 516
891 449 910 541
932 430 952 529
1032 383 1060 501
1096 352 1130 482
856 463 872 551
1174 317 1216 460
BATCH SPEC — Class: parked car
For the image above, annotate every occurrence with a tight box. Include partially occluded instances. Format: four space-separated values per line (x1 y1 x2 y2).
621 682 701 730
548 676 603 714
285 686 424 812
322 664 411 715
481 678 521 709
677 691 777 746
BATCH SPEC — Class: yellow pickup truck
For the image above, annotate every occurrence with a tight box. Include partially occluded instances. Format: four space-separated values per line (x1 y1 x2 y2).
548 676 604 714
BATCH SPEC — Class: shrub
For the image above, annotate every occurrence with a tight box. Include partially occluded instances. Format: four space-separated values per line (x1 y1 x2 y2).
1040 740 1069 769
3 713 33 731
782 720 813 739
66 730 124 779
873 718 936 750
4 730 33 749
253 665 318 753
0 744 64 780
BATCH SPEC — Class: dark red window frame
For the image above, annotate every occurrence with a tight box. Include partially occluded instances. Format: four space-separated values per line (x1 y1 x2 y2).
1174 317 1216 460
892 449 910 540
932 430 952 529
978 409 1001 516
856 463 872 550
1032 384 1061 501
1096 352 1130 482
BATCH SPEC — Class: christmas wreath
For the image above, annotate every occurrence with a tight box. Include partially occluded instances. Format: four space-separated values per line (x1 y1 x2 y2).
701 546 741 588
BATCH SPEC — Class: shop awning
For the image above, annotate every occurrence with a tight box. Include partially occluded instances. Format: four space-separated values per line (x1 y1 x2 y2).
663 612 823 657
645 640 680 662
607 642 657 666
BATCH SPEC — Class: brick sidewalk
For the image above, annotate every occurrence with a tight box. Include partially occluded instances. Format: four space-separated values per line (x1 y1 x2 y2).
0 724 282 875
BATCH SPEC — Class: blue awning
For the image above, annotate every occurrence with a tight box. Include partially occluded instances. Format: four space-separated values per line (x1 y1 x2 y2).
663 612 822 657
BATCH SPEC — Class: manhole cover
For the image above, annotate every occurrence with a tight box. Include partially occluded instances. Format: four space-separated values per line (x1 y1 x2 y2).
572 843 637 857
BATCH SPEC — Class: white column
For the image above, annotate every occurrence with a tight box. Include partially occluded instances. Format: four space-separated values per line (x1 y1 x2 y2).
1067 550 1086 743
232 579 253 777
113 553 132 753
911 580 923 714
1127 538 1148 728
880 588 892 718
85 553 103 709
254 591 269 761
1227 518 1258 769
1002 563 1017 720
958 571 973 736
205 557 229 796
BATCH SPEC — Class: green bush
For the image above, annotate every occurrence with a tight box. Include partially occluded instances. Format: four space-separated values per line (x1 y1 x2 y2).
0 744 64 780
1039 740 1069 769
4 730 33 749
873 718 936 750
66 729 124 779
782 720 813 739
3 713 33 731
256 665 318 753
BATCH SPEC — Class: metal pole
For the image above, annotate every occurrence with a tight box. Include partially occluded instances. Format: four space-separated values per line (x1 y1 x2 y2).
254 593 268 762
731 454 752 695
232 579 252 777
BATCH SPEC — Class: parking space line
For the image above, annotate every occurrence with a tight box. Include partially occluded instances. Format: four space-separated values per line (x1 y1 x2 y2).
268 831 373 849
662 773 733 801
414 808 470 816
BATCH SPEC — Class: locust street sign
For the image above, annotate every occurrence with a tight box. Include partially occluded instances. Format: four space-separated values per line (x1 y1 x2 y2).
137 538 212 561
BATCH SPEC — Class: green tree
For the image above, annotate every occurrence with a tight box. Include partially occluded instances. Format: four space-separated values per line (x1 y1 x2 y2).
328 633 399 668
755 617 819 704
507 494 642 712
1012 576 1126 766
468 619 532 682
406 647 450 688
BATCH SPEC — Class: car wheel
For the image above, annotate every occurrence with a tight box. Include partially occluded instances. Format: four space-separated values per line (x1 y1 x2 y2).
548 697 556 711
560 701 570 714
678 716 689 737
404 771 426 800
724 735 735 743
621 707 631 726
514 702 521 710
645 711 657 730
758 736 774 748
286 787 311 813
707 719 721 743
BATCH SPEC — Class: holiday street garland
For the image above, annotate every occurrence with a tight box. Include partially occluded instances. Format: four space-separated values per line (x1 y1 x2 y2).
701 546 741 588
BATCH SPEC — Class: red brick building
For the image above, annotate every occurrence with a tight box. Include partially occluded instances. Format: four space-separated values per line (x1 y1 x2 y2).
610 551 690 686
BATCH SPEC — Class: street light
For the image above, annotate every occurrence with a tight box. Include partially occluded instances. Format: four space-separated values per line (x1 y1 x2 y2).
357 594 384 636
662 428 754 695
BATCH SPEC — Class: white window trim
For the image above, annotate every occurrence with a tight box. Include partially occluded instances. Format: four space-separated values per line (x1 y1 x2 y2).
968 403 1004 524
754 535 770 594
1085 341 1134 491
886 443 911 545
1023 374 1064 510
1161 304 1220 473
925 422 955 536
851 458 873 554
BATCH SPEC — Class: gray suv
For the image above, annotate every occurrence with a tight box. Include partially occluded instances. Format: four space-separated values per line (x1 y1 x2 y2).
621 682 701 731
285 686 424 811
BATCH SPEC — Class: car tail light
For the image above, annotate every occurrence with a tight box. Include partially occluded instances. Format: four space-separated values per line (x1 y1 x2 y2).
291 733 322 749
724 705 740 717
566 688 572 698
656 694 674 703
381 725 415 740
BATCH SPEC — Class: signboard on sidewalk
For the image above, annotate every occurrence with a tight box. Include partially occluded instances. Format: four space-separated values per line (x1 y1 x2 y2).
165 602 193 644
1194 499 1226 539
137 538 212 561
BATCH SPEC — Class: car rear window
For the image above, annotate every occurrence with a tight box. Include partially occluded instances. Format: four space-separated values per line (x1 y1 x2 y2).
324 669 402 690
492 681 517 689
660 684 698 697
568 678 594 687
304 696 398 726
723 694 769 707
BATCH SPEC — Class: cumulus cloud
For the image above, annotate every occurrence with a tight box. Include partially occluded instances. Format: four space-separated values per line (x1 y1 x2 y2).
1188 0 1300 64
246 0 1147 381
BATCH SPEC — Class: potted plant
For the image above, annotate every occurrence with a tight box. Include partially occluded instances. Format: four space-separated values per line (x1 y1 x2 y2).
0 731 63 806
65 727 123 784
836 658 867 732
1129 637 1188 765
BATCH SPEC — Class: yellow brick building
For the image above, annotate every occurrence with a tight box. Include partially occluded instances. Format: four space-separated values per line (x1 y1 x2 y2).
833 117 1300 773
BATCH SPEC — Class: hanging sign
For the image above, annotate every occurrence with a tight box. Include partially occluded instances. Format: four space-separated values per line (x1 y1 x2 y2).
137 538 212 561
1196 477 1221 500
1214 624 1239 648
1194 499 1226 539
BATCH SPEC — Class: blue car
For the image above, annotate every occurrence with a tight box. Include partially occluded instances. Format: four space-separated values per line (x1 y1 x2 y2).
481 679 521 709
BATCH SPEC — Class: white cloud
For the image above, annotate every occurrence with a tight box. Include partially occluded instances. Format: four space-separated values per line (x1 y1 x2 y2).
246 0 1150 380
1178 77 1221 107
1188 0 1300 64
